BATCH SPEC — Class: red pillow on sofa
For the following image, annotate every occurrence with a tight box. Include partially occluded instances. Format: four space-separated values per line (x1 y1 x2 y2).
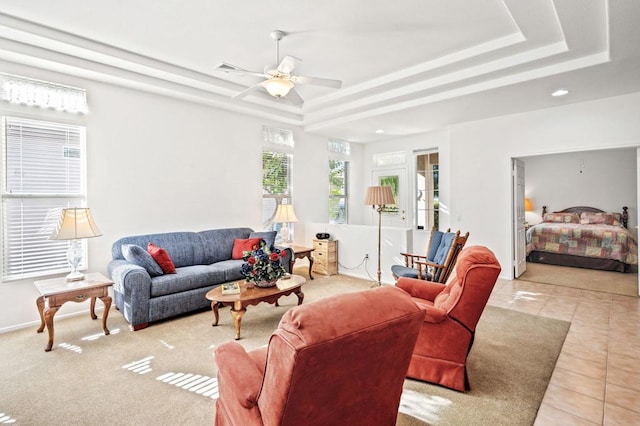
232 238 263 260
147 242 177 274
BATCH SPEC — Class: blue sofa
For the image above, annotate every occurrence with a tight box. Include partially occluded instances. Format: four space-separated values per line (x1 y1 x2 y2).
107 227 292 330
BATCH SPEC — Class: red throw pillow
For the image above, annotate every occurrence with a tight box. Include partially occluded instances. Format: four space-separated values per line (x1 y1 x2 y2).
232 238 263 260
147 242 177 274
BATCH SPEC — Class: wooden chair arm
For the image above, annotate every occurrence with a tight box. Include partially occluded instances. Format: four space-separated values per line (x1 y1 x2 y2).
415 260 445 270
399 253 427 268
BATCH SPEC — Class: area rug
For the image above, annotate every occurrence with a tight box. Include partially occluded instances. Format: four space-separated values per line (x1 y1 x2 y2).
520 261 638 297
0 275 569 425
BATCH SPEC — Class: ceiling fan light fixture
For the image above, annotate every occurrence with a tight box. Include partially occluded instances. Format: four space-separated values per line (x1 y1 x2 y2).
263 77 294 98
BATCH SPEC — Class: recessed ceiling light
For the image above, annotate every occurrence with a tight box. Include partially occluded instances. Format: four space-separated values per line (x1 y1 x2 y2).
551 89 569 97
375 129 385 134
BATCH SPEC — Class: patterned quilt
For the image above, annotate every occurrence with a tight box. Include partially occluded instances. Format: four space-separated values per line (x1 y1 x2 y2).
526 222 638 265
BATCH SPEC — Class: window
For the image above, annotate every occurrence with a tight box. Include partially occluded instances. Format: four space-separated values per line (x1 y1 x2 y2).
262 126 293 234
2 117 86 280
329 160 349 224
415 151 439 230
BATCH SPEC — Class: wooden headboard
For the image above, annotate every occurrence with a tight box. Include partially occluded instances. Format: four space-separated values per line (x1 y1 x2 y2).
541 205 629 229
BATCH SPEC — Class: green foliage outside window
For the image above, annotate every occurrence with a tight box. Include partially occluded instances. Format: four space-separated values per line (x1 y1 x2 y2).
329 160 348 223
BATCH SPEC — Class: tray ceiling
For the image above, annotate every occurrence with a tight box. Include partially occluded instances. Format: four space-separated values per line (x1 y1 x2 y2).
0 0 638 142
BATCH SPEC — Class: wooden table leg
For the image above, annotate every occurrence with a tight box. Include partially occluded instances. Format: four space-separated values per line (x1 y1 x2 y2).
211 301 220 326
295 290 305 306
36 296 46 333
43 305 60 352
230 302 246 340
307 254 314 280
90 296 98 320
99 295 111 335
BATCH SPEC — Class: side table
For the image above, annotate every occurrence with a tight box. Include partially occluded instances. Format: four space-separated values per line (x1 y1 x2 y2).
34 272 113 352
288 245 314 280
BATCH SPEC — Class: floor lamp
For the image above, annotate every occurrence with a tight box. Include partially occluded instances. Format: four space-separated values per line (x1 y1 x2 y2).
364 186 395 286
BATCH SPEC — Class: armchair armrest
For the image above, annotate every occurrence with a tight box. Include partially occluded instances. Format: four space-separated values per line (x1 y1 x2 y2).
215 341 264 409
399 252 427 267
396 277 446 301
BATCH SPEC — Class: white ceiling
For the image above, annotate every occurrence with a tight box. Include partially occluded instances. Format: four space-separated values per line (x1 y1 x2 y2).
0 0 638 143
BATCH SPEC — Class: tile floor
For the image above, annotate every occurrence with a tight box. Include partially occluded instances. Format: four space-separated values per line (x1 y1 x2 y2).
488 278 640 425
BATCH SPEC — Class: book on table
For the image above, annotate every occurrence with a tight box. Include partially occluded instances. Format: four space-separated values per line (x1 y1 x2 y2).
221 282 240 295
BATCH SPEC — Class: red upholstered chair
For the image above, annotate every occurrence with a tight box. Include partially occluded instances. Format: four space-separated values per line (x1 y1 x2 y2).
396 245 501 392
213 286 424 426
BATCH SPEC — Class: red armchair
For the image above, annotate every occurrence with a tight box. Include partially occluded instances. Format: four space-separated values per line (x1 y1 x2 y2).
213 285 424 426
396 245 501 392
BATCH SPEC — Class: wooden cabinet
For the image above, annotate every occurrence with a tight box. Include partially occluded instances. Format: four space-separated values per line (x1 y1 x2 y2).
312 239 338 276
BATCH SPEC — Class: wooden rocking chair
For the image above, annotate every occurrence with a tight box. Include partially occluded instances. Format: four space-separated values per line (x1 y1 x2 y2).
391 228 469 283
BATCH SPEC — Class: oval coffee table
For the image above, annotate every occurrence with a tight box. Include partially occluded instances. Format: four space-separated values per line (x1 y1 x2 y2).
205 274 306 340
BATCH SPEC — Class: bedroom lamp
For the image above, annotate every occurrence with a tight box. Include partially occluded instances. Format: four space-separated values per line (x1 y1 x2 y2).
364 186 395 286
524 198 534 212
50 207 102 281
272 203 298 244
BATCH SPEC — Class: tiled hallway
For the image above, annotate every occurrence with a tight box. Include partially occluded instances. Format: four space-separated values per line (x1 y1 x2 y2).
488 278 640 425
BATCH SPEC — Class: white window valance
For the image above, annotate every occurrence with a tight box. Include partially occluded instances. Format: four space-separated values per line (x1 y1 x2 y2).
328 139 351 155
262 125 294 149
373 151 406 167
0 72 89 114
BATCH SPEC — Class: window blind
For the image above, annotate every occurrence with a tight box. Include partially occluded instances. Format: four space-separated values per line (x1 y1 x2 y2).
262 151 292 227
2 117 86 280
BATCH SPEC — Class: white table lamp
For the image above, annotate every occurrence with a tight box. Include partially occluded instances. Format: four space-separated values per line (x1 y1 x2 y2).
50 207 102 281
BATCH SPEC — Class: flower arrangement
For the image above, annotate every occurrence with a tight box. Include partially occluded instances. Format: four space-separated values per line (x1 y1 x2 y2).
240 240 287 287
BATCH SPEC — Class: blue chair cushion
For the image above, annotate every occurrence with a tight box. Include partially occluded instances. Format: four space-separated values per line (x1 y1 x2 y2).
391 265 428 280
427 230 445 262
433 233 455 265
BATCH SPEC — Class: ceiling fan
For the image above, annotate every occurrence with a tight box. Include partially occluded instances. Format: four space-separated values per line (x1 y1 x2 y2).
215 30 342 105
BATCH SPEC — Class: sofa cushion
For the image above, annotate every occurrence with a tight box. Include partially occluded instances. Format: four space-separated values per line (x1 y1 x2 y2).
113 232 208 267
147 242 176 274
214 259 245 282
232 237 263 260
122 244 164 277
249 231 277 248
150 264 227 297
199 228 253 264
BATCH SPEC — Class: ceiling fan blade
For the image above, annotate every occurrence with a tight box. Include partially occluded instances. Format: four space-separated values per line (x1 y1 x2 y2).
291 75 342 89
277 56 301 74
232 83 265 100
285 87 304 105
215 62 266 78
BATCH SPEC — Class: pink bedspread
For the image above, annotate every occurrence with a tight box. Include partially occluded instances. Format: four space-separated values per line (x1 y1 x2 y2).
526 222 638 265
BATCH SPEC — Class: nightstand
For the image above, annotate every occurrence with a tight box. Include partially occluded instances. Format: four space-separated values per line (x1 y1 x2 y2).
312 239 338 276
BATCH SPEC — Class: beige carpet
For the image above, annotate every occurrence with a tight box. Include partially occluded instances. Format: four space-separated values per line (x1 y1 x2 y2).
0 272 569 425
520 262 638 297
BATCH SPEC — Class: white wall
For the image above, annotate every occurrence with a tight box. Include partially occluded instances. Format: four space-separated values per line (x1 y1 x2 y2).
0 61 347 332
523 149 637 229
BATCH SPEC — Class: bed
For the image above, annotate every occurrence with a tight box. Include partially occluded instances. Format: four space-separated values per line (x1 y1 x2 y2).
526 206 638 272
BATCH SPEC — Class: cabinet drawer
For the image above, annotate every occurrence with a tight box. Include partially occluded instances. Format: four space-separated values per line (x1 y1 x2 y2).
48 286 107 306
314 251 336 265
313 240 337 254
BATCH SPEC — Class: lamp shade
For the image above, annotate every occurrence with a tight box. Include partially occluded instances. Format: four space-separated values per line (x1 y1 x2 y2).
524 198 534 212
50 207 102 240
364 186 395 207
263 77 294 98
272 204 298 224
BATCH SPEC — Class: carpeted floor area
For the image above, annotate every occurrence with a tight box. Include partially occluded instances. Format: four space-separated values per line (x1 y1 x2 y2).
520 262 638 297
0 272 569 425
